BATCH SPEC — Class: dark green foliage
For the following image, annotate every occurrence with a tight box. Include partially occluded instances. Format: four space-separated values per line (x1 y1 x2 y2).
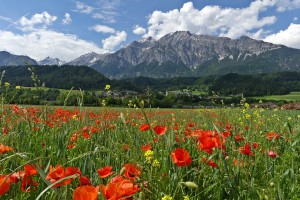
0 64 299 107
207 72 300 96
0 65 110 90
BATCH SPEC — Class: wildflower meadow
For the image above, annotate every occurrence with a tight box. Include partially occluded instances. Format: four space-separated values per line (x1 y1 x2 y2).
0 100 299 199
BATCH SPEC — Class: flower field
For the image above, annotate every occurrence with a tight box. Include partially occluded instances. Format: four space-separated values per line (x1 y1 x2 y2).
0 104 299 199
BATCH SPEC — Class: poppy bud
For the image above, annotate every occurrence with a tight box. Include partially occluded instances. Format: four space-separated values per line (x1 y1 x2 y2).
139 192 145 199
120 167 126 176
181 181 198 189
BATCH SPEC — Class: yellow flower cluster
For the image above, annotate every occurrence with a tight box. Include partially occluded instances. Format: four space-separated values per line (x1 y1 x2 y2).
105 84 111 90
162 195 173 200
144 150 160 167
152 159 160 167
144 150 154 163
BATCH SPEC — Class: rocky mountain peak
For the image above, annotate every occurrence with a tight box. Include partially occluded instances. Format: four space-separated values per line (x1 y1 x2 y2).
65 32 300 78
38 57 66 66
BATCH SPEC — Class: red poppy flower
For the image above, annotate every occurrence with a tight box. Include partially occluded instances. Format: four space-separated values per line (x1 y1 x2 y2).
68 143 75 149
97 166 113 178
267 150 278 158
0 144 13 155
64 167 82 185
225 124 232 131
153 125 167 135
188 123 195 127
122 163 142 180
141 144 152 151
171 148 192 167
235 135 245 142
21 175 38 192
207 160 218 168
253 143 259 148
239 143 254 156
0 175 10 196
9 171 25 183
197 130 225 154
24 164 38 176
79 176 91 186
46 165 64 180
46 165 81 188
139 124 150 131
100 175 140 200
122 144 130 151
73 185 99 200
266 132 280 140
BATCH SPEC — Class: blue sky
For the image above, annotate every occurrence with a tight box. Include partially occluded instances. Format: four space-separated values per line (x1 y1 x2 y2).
0 0 300 61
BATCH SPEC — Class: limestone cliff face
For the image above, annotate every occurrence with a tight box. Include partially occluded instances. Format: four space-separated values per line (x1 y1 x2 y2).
68 31 300 78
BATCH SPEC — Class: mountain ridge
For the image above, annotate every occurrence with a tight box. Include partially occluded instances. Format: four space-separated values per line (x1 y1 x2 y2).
1 32 300 78
67 32 299 78
0 51 38 66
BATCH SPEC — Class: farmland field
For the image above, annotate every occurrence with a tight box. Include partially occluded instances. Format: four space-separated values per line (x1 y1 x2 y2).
0 104 299 199
22 86 104 95
251 91 300 102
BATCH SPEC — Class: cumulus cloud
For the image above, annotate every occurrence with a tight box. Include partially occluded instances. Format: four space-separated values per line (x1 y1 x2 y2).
75 1 94 14
19 12 57 30
102 31 127 51
143 1 277 39
133 25 146 35
0 29 107 61
264 23 300 49
275 0 300 12
91 25 115 33
62 13 72 25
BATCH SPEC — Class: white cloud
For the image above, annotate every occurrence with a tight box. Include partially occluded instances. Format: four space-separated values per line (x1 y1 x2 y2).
133 25 146 35
75 1 94 14
275 0 300 12
91 25 115 33
74 0 121 23
102 31 127 51
92 0 121 23
264 23 300 49
19 12 57 30
0 16 13 23
294 17 298 21
144 1 277 39
0 29 107 62
62 13 72 25
92 12 117 24
97 0 120 11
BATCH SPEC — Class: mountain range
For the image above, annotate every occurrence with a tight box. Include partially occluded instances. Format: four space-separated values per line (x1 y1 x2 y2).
1 31 300 78
37 56 66 66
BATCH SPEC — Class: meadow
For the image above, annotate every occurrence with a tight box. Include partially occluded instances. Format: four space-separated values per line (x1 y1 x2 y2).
0 101 299 199
251 92 300 102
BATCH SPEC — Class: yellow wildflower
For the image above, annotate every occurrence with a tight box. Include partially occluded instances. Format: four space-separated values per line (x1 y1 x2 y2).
144 150 154 163
105 84 110 90
183 196 190 200
162 195 173 200
152 159 160 167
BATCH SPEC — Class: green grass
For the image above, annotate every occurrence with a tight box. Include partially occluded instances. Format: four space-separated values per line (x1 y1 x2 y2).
22 86 103 95
251 91 300 102
0 104 299 199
